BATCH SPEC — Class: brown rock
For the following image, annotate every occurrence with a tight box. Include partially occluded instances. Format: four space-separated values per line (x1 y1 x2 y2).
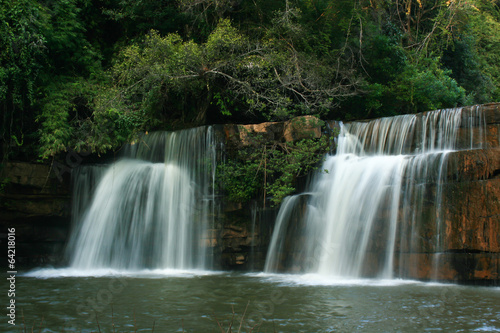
442 179 500 253
445 148 500 181
223 122 284 147
0 194 69 218
393 253 499 282
283 116 322 142
481 103 500 124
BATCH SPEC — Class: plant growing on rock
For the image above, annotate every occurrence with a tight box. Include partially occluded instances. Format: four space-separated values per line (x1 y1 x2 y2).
217 126 331 206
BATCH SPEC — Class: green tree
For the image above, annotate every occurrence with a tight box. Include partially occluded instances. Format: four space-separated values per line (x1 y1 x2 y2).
101 0 187 41
0 0 103 160
37 0 101 78
6 0 500 162
0 0 47 160
467 0 500 101
99 17 360 126
330 0 478 117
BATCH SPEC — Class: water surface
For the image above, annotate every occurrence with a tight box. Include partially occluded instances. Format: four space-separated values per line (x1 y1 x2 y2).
3 270 499 332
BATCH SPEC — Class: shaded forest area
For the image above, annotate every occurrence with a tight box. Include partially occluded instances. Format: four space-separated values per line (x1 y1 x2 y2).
2 0 500 162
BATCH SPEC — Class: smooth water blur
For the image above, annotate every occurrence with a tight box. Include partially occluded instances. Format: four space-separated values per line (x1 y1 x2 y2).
3 270 499 332
265 107 488 279
67 127 219 271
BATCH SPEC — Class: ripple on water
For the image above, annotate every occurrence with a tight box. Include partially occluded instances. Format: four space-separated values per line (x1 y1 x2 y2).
8 272 500 333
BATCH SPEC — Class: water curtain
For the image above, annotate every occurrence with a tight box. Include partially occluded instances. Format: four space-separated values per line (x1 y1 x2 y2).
265 107 485 279
67 127 218 270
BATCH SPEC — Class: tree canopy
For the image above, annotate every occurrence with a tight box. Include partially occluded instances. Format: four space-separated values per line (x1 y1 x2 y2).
1 0 499 161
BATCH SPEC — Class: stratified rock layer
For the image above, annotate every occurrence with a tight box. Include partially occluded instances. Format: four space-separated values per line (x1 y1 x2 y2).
406 105 499 283
0 103 498 284
240 103 500 284
0 162 70 266
361 104 500 283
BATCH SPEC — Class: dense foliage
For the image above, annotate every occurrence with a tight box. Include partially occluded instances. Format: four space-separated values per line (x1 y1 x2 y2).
1 0 499 165
218 126 331 205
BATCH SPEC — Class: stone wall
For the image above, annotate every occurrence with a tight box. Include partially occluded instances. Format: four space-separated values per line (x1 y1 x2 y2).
0 162 71 267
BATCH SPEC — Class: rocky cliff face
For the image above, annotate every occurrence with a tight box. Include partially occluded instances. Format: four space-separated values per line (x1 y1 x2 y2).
1 104 498 284
219 104 500 284
416 105 499 283
0 162 71 266
395 104 499 283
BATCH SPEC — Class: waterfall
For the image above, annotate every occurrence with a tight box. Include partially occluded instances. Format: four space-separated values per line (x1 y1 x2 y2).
264 107 485 279
67 127 218 271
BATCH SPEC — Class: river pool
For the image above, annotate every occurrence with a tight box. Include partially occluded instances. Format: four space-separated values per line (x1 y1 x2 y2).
2 269 499 332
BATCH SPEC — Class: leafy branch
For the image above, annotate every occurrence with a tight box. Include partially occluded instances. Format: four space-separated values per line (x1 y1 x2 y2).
218 129 331 206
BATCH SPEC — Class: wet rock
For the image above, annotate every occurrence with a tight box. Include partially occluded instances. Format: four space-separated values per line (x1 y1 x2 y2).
442 178 500 253
394 252 500 283
223 122 284 148
445 148 500 181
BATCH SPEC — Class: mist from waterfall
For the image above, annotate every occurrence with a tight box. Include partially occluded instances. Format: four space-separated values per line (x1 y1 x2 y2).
67 127 218 271
264 107 485 279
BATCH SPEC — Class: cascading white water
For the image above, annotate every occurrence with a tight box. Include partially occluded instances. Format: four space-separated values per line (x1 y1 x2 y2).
265 107 485 279
67 127 218 271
